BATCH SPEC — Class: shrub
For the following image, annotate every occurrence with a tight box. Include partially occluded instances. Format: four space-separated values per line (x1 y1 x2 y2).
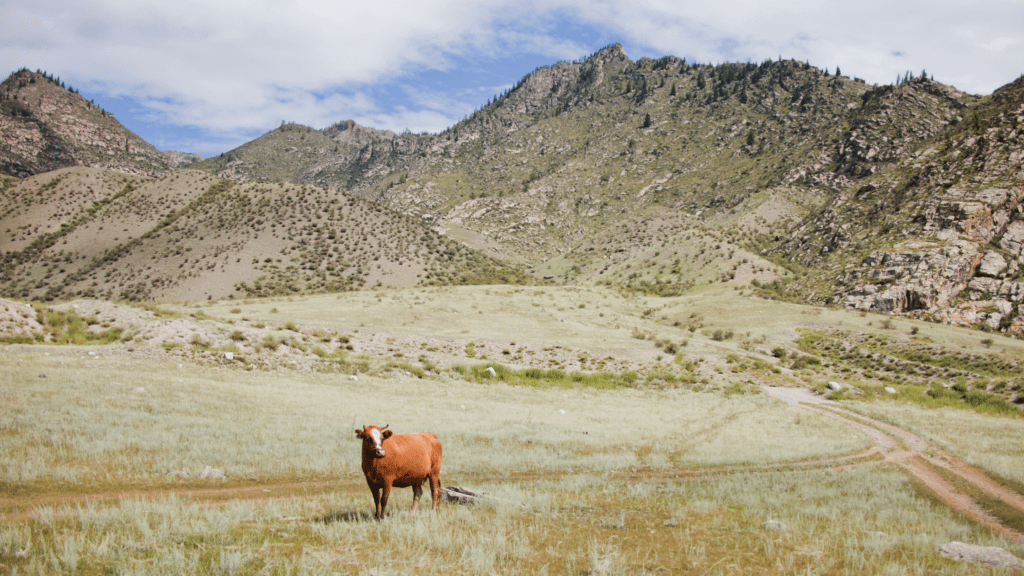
710 329 734 341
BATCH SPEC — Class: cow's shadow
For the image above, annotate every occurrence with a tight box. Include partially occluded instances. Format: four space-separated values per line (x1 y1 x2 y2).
316 507 374 524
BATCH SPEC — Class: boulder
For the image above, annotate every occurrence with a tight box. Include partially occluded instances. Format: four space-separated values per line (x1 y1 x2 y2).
968 277 1000 297
978 251 1008 277
937 542 1024 571
999 220 1024 257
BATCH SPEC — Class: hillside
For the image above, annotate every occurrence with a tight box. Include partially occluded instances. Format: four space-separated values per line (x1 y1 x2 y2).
0 69 173 177
188 45 1024 336
3 47 1023 336
776 75 1024 333
0 168 528 302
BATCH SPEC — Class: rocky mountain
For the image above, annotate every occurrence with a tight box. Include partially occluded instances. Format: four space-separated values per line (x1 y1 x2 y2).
0 167 527 302
3 47 1022 337
189 45 1024 336
0 69 173 177
162 150 204 168
776 74 1024 333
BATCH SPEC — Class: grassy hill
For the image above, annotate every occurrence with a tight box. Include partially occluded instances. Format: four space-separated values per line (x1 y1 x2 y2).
0 169 529 302
3 48 1023 335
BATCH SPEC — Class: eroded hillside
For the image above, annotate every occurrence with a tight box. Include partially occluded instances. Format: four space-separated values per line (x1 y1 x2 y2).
777 75 1024 334
0 169 528 302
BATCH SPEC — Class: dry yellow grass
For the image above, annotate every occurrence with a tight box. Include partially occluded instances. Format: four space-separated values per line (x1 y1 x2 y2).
2 287 1023 574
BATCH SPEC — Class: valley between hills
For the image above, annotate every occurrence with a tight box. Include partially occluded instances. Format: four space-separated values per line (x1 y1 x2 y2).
2 45 1024 574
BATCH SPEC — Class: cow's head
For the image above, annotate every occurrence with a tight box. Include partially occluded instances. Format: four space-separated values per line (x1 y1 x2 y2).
355 424 392 458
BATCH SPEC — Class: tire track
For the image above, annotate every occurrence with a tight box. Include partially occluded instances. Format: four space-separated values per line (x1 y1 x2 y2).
4 389 1023 544
764 386 1024 543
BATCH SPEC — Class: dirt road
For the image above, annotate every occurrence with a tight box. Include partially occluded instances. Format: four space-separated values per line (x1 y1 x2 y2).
3 387 1022 545
764 386 1024 543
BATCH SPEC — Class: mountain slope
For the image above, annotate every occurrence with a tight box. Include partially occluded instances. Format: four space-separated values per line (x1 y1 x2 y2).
0 69 173 177
196 46 978 298
772 74 1024 334
0 169 529 302
4 51 1022 336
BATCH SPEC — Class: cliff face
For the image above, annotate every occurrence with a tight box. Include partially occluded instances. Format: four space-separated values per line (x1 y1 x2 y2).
779 76 1024 334
0 69 172 177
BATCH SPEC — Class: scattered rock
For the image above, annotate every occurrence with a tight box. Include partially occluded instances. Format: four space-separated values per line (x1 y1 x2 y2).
349 375 358 381
440 485 527 508
199 465 226 480
827 381 844 391
761 520 786 530
937 542 1024 571
884 386 897 394
484 366 497 377
168 469 190 479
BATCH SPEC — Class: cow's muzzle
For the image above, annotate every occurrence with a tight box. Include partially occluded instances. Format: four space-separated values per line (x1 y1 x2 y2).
374 448 386 458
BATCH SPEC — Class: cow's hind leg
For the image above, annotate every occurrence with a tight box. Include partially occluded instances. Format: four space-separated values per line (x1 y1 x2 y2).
429 472 441 512
411 482 423 514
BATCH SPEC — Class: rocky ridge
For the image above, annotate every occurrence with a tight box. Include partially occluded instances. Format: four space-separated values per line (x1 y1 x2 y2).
192 45 1022 333
0 69 172 177
4 48 1024 334
778 75 1024 335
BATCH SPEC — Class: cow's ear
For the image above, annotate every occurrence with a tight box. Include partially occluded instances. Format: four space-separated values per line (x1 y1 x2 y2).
382 430 393 440
355 429 365 438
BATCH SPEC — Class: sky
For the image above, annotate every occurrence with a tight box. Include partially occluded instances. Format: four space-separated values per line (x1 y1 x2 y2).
3 1 1022 157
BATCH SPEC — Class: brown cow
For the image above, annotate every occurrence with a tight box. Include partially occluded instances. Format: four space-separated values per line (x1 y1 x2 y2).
354 424 442 520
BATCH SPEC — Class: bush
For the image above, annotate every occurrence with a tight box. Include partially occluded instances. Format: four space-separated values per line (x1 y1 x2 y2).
710 329 734 341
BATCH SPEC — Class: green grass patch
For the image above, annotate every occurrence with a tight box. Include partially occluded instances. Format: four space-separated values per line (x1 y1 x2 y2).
453 363 638 389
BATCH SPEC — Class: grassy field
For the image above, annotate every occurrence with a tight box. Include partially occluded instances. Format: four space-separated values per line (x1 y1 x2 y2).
2 287 1024 574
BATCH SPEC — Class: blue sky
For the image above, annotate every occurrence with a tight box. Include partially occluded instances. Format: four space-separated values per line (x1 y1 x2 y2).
3 1 1022 157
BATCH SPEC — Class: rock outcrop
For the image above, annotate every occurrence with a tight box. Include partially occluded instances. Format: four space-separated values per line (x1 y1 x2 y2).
0 69 173 177
781 73 1024 334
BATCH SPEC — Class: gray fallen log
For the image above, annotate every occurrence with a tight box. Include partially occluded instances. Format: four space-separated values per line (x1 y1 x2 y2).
440 486 526 508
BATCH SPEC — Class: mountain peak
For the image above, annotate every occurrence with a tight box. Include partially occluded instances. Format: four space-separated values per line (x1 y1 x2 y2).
0 68 171 177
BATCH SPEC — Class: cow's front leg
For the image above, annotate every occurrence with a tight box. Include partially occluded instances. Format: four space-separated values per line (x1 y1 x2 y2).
371 486 382 521
379 482 392 519
411 482 423 514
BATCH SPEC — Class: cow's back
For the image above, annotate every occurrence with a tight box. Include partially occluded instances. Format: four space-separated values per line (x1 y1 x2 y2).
378 432 442 488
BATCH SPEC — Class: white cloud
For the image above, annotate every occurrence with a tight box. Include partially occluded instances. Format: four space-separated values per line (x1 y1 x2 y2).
569 0 1024 93
2 0 1022 154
